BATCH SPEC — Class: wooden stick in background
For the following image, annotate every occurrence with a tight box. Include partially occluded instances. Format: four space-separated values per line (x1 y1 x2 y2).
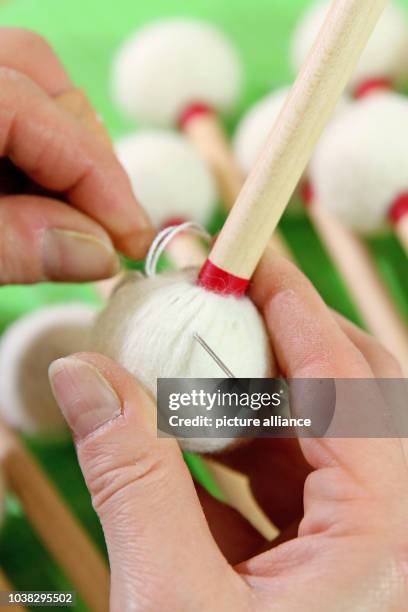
182 107 293 259
392 207 408 257
0 420 110 612
204 0 388 283
58 89 208 274
0 570 26 611
308 204 408 374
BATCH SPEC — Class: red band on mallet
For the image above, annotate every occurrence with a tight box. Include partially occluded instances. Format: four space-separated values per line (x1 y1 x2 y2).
389 193 408 225
197 259 249 297
160 216 189 230
354 78 392 100
300 180 314 206
178 103 214 129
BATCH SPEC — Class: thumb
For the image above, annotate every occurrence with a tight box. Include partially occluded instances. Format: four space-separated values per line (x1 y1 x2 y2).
48 353 241 611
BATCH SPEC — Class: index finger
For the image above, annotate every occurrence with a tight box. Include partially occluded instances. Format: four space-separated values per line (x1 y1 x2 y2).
0 68 153 259
0 29 154 259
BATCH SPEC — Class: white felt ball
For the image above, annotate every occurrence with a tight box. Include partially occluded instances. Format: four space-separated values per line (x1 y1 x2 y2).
112 19 243 126
91 269 272 453
0 303 97 438
115 130 217 228
310 91 408 234
233 87 291 175
292 1 408 92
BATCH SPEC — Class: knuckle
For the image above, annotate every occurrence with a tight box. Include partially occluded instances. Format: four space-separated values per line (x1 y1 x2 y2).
0 28 53 60
0 67 36 114
378 347 403 377
80 437 172 514
0 203 41 284
0 65 26 86
363 332 403 376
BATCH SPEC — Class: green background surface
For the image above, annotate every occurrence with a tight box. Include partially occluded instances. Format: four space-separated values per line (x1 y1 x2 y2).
0 0 407 609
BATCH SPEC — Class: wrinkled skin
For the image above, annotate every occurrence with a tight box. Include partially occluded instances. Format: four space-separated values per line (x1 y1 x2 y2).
50 250 408 611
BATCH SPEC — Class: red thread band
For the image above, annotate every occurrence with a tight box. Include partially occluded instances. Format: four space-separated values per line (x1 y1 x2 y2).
389 193 408 225
354 78 392 99
197 259 249 297
300 180 314 206
178 103 214 129
160 216 189 230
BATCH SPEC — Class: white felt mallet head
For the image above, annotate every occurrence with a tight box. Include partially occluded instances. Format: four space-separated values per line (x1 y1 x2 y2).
233 88 291 175
91 268 272 454
115 130 217 228
310 91 408 234
112 19 242 127
0 303 97 438
233 87 348 210
291 0 408 95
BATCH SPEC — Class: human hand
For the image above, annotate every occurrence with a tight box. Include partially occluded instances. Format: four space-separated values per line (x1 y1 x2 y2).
48 249 407 611
0 28 153 285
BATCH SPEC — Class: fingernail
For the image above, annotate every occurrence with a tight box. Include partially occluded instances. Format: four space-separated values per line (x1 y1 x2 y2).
49 358 122 439
42 229 120 281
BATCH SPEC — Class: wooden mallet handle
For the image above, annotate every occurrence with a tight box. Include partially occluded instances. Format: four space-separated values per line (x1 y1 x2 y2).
201 0 388 289
390 195 408 258
308 204 408 374
0 570 26 611
0 420 110 612
181 106 292 260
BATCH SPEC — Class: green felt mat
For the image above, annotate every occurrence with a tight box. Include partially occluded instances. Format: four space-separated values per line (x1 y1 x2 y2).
0 1 407 609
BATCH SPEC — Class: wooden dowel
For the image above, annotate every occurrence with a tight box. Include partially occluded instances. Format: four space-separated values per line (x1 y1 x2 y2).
207 0 387 280
0 570 26 611
166 233 207 269
0 421 110 612
394 216 408 258
183 112 292 260
204 459 279 541
183 113 244 208
309 205 408 375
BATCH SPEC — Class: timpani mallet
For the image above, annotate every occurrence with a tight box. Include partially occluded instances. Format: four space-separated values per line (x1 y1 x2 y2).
91 0 389 454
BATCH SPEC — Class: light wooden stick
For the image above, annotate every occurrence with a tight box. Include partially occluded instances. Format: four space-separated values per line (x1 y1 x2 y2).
0 421 110 612
166 234 207 268
207 0 387 280
394 216 408 258
0 570 26 611
183 110 292 259
309 205 408 374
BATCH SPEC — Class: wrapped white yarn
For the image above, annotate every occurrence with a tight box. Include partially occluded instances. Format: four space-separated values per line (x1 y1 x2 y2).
310 91 408 234
112 19 243 126
91 267 273 453
0 303 97 438
291 0 408 92
115 130 217 228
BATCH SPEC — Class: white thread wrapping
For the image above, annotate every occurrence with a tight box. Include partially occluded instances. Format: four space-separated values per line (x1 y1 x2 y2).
145 222 211 277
